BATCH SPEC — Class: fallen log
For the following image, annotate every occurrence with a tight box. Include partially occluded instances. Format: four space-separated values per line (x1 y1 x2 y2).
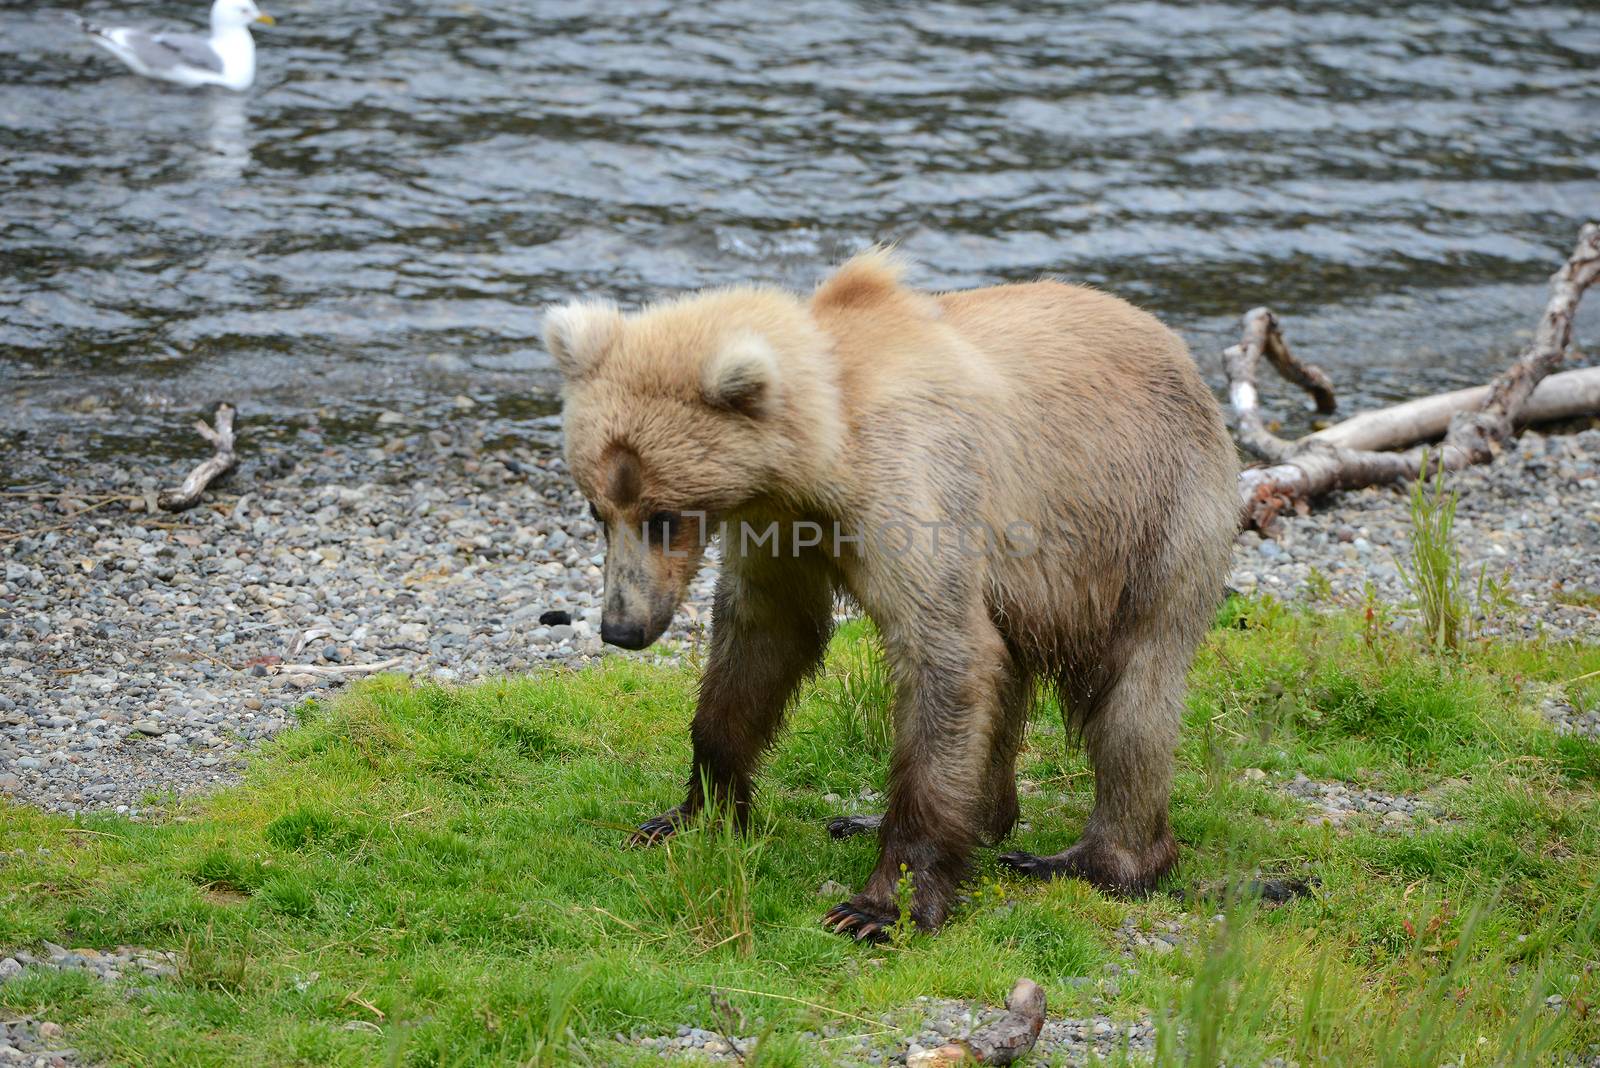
1228 222 1600 531
1306 366 1600 453
906 978 1046 1066
158 403 238 512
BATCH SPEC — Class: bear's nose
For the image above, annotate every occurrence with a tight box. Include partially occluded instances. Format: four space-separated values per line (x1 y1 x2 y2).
601 619 649 650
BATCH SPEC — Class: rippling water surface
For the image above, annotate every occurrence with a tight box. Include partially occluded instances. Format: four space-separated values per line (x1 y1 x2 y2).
3 0 1597 459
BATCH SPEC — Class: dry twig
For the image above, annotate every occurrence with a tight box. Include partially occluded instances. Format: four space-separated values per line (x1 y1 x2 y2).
270 657 405 677
159 403 238 512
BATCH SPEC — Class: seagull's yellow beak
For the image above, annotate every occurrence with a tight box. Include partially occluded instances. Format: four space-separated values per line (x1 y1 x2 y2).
255 12 275 24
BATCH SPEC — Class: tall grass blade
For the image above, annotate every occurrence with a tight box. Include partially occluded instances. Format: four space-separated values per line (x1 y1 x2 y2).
1398 456 1468 653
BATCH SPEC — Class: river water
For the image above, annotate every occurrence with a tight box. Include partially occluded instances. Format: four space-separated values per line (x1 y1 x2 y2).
3 0 1597 463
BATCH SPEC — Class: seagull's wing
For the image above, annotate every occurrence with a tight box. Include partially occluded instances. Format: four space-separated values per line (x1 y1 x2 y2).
125 30 225 74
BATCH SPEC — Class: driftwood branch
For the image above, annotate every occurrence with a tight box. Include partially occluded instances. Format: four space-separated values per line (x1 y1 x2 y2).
1262 314 1338 415
1223 308 1338 462
906 979 1046 1067
1306 367 1600 452
270 657 406 678
1229 222 1600 531
158 403 238 512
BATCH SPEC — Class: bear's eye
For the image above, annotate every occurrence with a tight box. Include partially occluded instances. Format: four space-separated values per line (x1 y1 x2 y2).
647 510 681 543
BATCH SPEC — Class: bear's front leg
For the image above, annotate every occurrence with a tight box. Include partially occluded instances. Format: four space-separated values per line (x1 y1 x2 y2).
822 607 1010 941
629 559 834 846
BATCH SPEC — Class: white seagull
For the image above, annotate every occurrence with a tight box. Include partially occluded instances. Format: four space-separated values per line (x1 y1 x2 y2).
73 0 275 91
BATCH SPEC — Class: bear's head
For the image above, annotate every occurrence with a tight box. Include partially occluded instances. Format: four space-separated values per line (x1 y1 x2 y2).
542 287 838 649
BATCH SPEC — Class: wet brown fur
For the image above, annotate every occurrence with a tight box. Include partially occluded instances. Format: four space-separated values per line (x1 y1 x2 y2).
544 250 1239 937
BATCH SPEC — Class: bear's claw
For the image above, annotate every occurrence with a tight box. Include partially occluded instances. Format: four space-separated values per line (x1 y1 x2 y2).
628 812 683 847
998 840 1173 896
821 900 896 943
825 813 883 840
996 850 1066 879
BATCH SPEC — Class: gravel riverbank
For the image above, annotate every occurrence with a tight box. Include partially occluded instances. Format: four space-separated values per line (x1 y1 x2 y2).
1233 426 1600 641
2 417 1598 815
1 416 713 815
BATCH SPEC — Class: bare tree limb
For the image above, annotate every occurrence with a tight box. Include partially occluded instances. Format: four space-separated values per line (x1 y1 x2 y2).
158 403 238 512
1259 310 1338 414
907 979 1046 1066
1448 223 1600 460
1229 222 1600 531
1223 308 1332 462
1306 366 1600 453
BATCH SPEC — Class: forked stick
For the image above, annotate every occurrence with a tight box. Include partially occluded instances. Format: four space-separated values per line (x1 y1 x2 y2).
158 403 238 512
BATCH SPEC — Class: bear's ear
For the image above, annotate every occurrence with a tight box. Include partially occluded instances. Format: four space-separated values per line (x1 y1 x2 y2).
702 332 779 417
542 300 623 380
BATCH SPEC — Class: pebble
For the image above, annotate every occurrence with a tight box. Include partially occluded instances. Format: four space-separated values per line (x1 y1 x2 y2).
0 944 180 1067
632 992 1157 1065
1112 916 1193 958
1280 772 1447 829
1535 686 1600 739
0 424 718 814
1231 428 1600 644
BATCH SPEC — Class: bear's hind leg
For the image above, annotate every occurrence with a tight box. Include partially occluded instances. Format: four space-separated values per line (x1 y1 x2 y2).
999 637 1183 893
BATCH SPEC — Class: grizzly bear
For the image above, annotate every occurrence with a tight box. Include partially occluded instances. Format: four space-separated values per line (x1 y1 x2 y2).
543 251 1239 940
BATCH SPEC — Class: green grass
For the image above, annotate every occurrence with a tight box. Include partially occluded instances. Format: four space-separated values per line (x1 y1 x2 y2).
2 606 1598 1066
1397 460 1469 653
